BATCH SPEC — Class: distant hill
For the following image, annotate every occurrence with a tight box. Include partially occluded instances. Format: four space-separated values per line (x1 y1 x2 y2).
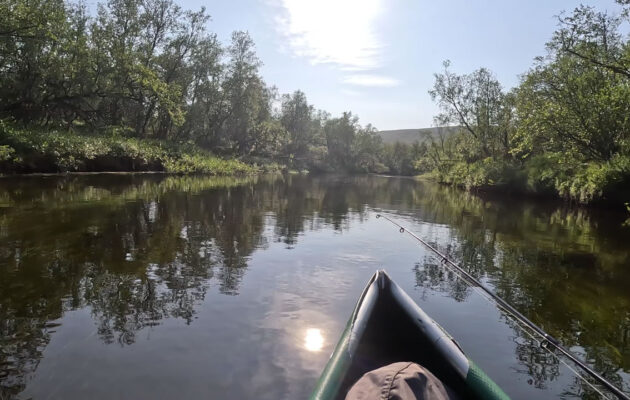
377 127 460 145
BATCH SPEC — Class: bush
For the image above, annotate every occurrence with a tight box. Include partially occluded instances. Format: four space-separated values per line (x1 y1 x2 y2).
0 145 15 162
431 152 630 204
162 151 252 174
0 121 255 175
436 158 521 190
556 155 630 203
521 153 630 203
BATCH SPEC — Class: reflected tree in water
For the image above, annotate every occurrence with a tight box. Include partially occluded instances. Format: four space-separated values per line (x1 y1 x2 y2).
0 174 378 393
1 174 629 398
410 184 630 397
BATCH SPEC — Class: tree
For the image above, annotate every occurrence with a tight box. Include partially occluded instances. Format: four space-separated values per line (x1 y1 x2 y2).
0 0 77 123
429 61 513 159
182 32 223 142
0 0 391 173
418 127 459 173
551 5 630 80
220 31 266 154
250 119 288 158
515 7 630 162
351 124 384 172
280 90 318 160
324 112 357 170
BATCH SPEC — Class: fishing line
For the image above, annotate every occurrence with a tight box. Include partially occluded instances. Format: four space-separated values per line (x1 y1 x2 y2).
408 240 609 397
376 213 629 400
440 262 611 399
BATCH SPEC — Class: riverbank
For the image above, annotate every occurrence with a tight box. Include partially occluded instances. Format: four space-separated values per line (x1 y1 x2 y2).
416 156 630 208
0 122 266 175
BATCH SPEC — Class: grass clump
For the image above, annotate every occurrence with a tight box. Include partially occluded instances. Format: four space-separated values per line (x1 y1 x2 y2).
433 158 522 191
430 153 630 204
0 122 255 175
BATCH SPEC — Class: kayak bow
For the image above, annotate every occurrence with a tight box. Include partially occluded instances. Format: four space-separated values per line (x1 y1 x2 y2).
310 270 510 400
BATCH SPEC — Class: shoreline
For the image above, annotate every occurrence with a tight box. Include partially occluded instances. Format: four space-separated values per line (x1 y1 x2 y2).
416 175 630 212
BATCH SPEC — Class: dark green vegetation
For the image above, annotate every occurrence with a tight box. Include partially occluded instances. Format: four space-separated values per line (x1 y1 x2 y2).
0 175 628 398
2 0 630 197
0 0 391 174
418 2 630 205
0 121 254 174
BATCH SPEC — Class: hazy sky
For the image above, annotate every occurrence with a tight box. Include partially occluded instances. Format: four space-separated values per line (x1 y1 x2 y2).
182 0 624 130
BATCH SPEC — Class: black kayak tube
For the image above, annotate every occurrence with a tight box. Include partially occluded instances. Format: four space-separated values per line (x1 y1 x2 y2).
376 213 630 400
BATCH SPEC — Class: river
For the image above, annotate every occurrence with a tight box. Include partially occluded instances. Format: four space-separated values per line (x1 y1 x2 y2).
0 174 629 399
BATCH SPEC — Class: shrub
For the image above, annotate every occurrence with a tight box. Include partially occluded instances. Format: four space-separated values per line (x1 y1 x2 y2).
436 158 520 190
521 153 630 203
0 121 255 175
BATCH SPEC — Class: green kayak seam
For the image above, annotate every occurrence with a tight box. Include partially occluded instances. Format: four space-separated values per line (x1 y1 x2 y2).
466 360 511 400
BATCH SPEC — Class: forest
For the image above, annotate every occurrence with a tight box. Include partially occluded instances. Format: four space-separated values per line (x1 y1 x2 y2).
1 0 630 204
0 0 387 175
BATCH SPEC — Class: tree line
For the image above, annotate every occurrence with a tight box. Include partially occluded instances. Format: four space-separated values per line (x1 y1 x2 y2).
2 0 630 203
421 1 630 204
0 0 408 173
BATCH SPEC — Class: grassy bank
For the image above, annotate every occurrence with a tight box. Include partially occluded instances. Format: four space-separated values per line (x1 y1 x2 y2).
421 155 630 206
0 122 256 175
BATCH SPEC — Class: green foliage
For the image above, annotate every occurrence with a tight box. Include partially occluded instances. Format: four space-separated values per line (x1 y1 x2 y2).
430 152 630 204
0 145 15 162
3 0 630 201
250 120 288 158
434 158 520 190
162 151 252 174
429 61 514 160
281 90 323 161
515 52 630 162
324 112 358 169
380 142 425 175
0 0 399 175
420 5 630 205
0 122 253 175
552 155 630 203
351 124 386 173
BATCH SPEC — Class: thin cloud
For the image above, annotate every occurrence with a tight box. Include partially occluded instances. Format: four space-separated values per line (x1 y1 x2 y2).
340 88 362 96
342 74 400 87
274 0 384 70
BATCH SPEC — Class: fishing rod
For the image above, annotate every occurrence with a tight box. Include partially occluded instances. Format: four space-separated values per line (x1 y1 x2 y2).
376 213 630 400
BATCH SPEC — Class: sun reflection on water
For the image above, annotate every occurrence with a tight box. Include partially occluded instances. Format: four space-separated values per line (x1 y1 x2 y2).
304 328 324 352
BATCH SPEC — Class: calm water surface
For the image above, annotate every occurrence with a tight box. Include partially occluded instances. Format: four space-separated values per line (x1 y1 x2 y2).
1 174 629 399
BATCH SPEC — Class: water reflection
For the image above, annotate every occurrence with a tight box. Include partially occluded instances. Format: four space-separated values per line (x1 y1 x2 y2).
304 329 324 352
0 174 628 399
405 186 630 397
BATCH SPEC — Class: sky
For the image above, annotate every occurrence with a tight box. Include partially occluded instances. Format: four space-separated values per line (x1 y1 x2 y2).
181 0 625 130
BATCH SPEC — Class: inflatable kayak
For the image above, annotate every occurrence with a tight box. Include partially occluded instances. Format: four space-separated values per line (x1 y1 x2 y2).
310 270 510 400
